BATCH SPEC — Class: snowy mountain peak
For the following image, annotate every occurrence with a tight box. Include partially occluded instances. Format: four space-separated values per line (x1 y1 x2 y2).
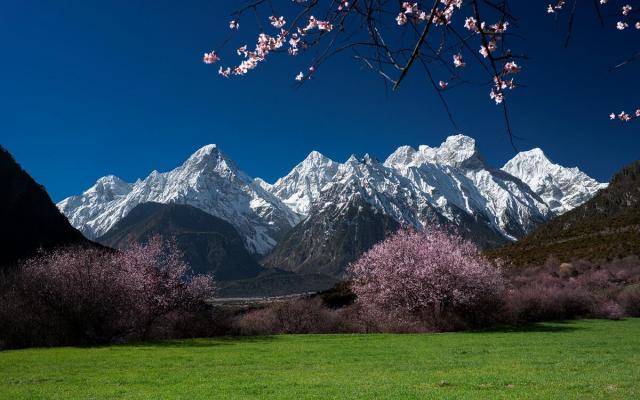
266 150 341 216
503 149 607 215
362 154 379 165
384 145 417 168
58 144 299 254
346 154 359 164
384 134 486 170
182 144 238 173
90 175 131 194
305 150 328 161
432 134 486 169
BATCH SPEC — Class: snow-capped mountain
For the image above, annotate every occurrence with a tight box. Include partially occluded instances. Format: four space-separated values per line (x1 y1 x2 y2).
384 135 551 240
59 136 605 271
502 148 607 215
262 151 340 215
58 145 300 254
264 135 558 276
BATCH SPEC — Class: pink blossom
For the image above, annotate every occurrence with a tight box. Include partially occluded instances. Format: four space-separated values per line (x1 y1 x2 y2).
203 51 219 64
402 2 419 14
317 21 334 31
503 61 521 74
619 111 631 121
269 16 286 29
439 80 448 89
453 53 465 67
617 21 629 30
479 41 497 58
547 1 566 13
349 229 504 326
229 20 239 29
490 88 504 104
464 16 478 32
396 12 408 25
622 5 633 16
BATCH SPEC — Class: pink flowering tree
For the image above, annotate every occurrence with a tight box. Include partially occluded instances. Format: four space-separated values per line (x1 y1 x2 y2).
13 237 215 345
349 228 504 330
203 1 639 139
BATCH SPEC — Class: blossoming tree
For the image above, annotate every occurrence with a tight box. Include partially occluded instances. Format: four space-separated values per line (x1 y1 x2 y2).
203 0 639 139
349 228 504 329
15 237 215 344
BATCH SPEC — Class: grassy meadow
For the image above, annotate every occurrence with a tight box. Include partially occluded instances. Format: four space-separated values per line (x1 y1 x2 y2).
1 319 639 399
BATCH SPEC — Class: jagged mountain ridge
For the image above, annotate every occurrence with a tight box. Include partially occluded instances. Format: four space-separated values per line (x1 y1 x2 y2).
58 145 300 255
59 136 605 266
262 136 566 276
488 159 640 266
502 148 607 215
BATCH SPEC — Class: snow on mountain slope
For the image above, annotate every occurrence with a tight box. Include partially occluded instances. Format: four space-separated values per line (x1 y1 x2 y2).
385 135 551 240
267 151 341 215
263 145 542 276
58 145 301 254
502 148 607 215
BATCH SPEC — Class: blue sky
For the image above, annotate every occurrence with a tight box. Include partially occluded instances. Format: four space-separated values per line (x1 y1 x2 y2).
1 1 638 202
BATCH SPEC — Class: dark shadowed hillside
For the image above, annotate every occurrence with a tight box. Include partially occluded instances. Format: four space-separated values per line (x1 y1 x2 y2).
0 146 91 268
97 202 263 280
263 197 401 278
488 160 640 266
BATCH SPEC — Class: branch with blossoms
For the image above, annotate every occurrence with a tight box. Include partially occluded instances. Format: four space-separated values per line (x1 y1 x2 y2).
549 0 640 122
202 1 527 143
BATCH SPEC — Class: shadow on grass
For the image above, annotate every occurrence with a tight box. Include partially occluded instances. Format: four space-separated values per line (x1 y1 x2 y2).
476 321 583 334
123 335 278 349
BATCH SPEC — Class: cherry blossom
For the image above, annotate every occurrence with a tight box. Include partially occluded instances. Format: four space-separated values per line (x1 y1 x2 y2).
453 53 465 68
396 12 408 26
229 20 239 30
349 229 504 327
611 109 640 122
439 80 448 89
269 16 286 29
503 61 521 74
203 51 219 64
464 16 479 32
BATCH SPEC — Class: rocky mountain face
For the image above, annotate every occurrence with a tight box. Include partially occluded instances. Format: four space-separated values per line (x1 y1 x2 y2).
502 148 608 215
58 136 606 280
97 202 264 280
0 146 92 268
262 135 558 276
488 160 639 266
58 145 300 255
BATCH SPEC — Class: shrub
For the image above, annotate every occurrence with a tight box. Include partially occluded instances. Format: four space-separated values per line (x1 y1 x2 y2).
502 255 640 323
503 285 595 323
618 284 640 317
236 298 337 335
349 228 505 331
0 237 215 348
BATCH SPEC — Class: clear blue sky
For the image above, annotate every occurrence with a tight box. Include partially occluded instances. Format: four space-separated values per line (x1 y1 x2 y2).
1 1 638 202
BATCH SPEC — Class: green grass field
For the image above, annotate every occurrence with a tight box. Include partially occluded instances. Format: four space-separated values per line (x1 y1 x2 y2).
1 319 639 399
